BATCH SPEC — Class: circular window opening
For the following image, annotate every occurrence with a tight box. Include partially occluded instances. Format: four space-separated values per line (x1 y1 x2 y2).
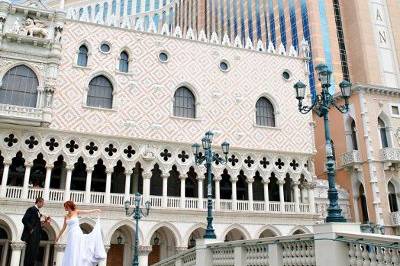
159 52 169 62
282 71 291 80
100 43 110 53
219 61 229 72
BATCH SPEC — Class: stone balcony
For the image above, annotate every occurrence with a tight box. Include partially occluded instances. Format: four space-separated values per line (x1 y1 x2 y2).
391 211 400 226
381 148 400 162
340 150 361 168
0 104 51 126
1 185 313 215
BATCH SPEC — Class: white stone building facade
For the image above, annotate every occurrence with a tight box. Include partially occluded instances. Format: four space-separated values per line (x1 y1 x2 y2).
0 1 349 265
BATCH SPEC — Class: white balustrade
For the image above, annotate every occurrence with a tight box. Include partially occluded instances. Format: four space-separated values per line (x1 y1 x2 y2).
167 197 180 208
202 199 215 210
27 188 44 200
90 192 105 204
211 246 235 266
149 196 162 208
110 193 125 205
245 243 269 265
185 198 198 209
284 202 295 213
49 189 64 202
181 250 196 266
220 200 232 211
282 240 315 265
70 191 85 203
253 201 265 211
237 200 249 211
269 201 281 212
5 186 22 199
299 203 310 213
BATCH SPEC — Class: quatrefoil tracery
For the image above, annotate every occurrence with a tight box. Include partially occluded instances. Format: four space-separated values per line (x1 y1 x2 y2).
4 134 18 147
25 136 39 149
45 138 59 151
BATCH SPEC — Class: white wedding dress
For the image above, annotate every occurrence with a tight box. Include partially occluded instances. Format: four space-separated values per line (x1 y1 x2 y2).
62 217 106 266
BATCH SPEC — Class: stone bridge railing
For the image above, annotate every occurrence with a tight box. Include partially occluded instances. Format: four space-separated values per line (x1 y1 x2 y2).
153 224 400 266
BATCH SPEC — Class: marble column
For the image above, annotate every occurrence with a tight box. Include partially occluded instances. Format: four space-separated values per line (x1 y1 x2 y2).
197 176 204 209
10 242 25 266
84 167 93 204
1 240 9 266
125 170 133 201
54 243 66 266
21 163 33 199
64 165 73 200
180 175 186 209
214 176 221 211
293 181 300 212
142 172 151 202
308 182 316 213
263 179 270 211
231 177 237 211
247 177 254 211
43 166 53 200
138 245 152 266
98 245 110 266
162 174 168 208
0 160 11 197
43 243 50 266
105 168 113 204
278 179 285 212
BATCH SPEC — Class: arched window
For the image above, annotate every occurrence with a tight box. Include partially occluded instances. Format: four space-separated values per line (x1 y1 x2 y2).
173 87 196 118
119 51 129 72
77 45 88 67
358 184 369 223
0 65 39 107
351 120 358 150
388 181 398 213
87 75 113 109
256 97 275 127
378 117 389 148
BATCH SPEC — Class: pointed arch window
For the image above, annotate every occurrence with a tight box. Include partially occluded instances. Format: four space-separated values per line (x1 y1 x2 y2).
256 97 275 127
0 65 39 107
388 181 398 212
351 120 358 150
87 75 113 109
173 87 196 118
119 51 129 73
378 117 389 148
77 45 88 67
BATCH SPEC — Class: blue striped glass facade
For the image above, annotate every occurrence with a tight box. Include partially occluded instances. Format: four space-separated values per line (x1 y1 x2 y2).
220 0 225 34
255 0 262 40
233 0 238 36
277 0 287 47
227 0 231 37
136 0 141 13
268 0 276 46
288 0 298 49
247 0 254 41
240 0 246 39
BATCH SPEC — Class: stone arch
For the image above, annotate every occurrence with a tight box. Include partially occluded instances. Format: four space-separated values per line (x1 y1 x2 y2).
0 213 18 241
220 224 251 242
105 219 144 245
0 62 44 88
288 226 312 235
182 223 206 247
78 217 96 234
256 225 282 238
171 82 201 118
146 222 182 247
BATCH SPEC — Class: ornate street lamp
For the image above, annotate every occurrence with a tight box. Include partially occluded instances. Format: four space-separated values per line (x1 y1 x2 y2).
294 63 352 223
124 193 151 266
192 131 230 238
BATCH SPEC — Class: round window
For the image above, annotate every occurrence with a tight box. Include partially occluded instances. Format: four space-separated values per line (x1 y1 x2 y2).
219 61 229 72
282 71 291 80
159 52 169 62
100 43 110 53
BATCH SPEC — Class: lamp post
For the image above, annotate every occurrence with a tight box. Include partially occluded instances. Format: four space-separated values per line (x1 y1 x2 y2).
192 131 230 239
124 192 151 266
293 63 352 223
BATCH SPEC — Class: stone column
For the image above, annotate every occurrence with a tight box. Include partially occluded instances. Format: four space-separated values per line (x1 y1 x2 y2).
300 184 307 203
64 165 73 200
1 240 9 266
105 168 113 204
98 245 110 266
293 181 300 212
278 179 285 212
10 242 25 266
43 166 53 200
231 177 237 211
125 170 132 201
247 177 254 211
263 178 270 211
162 174 168 208
84 167 93 204
54 243 66 266
43 243 50 266
214 176 221 211
308 182 316 213
142 172 151 202
180 175 186 209
197 176 204 210
0 160 11 197
138 245 152 266
21 162 32 199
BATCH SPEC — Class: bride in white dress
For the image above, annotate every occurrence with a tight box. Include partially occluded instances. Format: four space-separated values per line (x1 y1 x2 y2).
55 200 106 266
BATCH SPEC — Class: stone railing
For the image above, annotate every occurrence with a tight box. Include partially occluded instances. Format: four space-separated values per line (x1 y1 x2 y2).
1 186 313 215
154 224 400 266
391 211 400 226
381 147 400 162
0 104 50 126
340 150 361 167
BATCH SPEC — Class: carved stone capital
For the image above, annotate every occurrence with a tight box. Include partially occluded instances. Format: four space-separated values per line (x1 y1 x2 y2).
138 245 152 256
277 179 286 185
246 177 254 184
142 172 152 180
10 242 25 250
